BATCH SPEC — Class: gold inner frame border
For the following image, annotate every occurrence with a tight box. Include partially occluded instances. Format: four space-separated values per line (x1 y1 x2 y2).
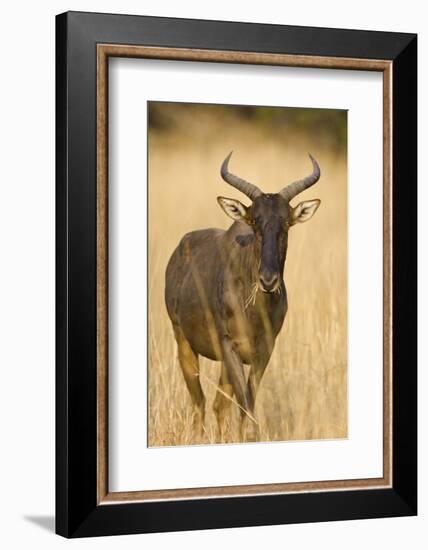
96 44 393 505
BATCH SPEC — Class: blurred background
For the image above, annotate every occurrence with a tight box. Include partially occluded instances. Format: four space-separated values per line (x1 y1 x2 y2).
148 101 347 446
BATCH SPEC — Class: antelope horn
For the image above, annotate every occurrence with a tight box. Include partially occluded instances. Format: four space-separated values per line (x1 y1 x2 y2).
220 152 263 201
280 154 321 202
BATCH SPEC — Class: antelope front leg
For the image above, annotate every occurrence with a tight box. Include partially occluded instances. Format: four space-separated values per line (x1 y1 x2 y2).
238 347 271 442
220 337 257 441
242 361 268 442
213 363 234 442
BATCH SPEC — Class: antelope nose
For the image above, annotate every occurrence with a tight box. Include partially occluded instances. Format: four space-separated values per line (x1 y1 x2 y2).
259 272 279 293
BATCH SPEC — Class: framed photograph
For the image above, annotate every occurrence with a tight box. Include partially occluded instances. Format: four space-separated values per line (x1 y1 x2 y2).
56 11 417 537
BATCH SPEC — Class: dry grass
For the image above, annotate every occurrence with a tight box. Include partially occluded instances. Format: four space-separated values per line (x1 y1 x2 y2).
148 112 347 446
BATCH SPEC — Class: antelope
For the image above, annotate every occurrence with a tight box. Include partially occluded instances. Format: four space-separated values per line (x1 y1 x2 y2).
165 152 321 440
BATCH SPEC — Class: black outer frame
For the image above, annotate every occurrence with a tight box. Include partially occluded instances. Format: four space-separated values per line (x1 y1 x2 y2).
56 11 417 538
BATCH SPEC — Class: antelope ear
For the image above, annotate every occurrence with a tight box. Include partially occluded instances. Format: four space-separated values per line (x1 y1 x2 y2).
291 199 321 224
217 196 248 222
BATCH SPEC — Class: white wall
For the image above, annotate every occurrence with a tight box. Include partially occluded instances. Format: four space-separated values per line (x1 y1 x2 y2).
0 1 424 548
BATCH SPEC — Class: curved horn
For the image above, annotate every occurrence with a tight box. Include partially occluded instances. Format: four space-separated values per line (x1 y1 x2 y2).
280 154 321 202
220 151 262 201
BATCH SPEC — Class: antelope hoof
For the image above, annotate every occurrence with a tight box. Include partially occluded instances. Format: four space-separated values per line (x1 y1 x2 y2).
191 409 205 439
215 415 229 443
241 416 259 443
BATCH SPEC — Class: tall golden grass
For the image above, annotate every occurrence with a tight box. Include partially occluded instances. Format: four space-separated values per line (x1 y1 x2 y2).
148 109 347 446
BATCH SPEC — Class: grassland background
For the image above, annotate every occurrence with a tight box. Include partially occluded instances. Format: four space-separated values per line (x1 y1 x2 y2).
148 103 347 446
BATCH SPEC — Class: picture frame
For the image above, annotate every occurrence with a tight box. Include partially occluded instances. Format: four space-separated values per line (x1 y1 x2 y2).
56 11 417 538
